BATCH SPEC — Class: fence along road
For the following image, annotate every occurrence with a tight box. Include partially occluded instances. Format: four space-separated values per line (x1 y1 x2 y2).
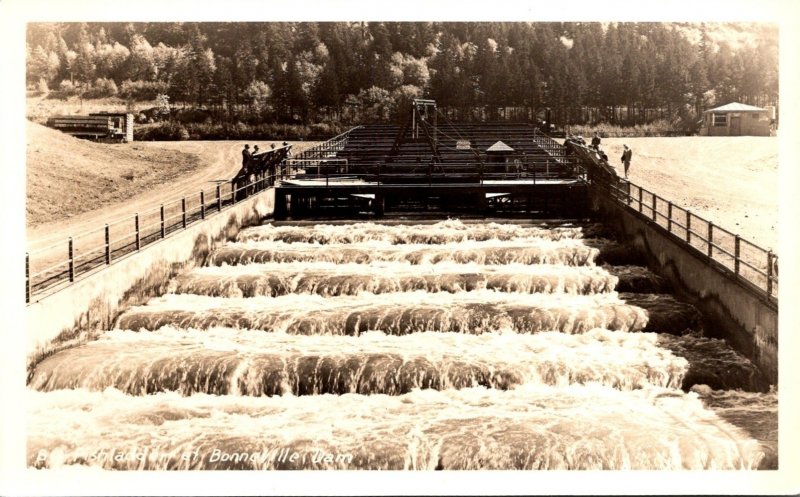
559 138 778 305
26 145 292 303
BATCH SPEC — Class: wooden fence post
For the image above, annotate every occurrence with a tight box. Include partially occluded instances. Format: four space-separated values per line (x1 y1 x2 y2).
68 237 74 282
651 194 656 221
104 224 110 264
135 213 140 250
160 204 165 238
707 223 713 258
667 202 673 233
686 210 691 242
766 250 774 297
217 184 222 211
734 235 741 275
200 191 205 219
182 197 187 228
25 252 30 304
638 188 643 213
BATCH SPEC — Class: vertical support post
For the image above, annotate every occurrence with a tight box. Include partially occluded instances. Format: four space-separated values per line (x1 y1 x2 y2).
667 202 673 233
651 194 656 221
68 237 74 282
160 204 165 239
135 213 141 250
200 191 206 219
686 210 691 242
182 198 187 228
707 223 713 258
104 224 110 264
25 252 30 304
638 188 643 213
217 184 222 211
734 235 741 275
764 250 773 297
231 180 236 204
428 161 432 186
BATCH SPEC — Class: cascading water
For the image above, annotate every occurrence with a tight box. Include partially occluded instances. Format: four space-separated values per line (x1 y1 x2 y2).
27 220 777 470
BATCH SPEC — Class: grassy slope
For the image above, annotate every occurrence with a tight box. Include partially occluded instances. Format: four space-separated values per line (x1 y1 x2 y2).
601 136 778 249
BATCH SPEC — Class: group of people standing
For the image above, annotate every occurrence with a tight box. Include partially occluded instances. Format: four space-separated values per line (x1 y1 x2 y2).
234 143 283 198
591 132 632 179
565 131 632 179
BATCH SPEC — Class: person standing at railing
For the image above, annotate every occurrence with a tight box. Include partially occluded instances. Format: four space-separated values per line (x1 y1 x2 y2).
591 132 601 150
235 144 253 200
242 144 252 169
252 145 263 194
621 144 632 179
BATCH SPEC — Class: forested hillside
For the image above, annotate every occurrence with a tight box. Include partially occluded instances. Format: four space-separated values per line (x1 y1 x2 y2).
26 22 778 131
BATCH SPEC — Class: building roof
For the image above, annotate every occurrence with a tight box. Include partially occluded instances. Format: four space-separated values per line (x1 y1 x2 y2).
705 102 767 113
486 140 514 152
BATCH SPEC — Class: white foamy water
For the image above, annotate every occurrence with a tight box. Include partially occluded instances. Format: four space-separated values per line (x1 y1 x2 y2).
29 328 688 395
172 261 619 297
116 290 650 335
237 219 594 245
28 220 771 471
208 238 601 266
28 385 765 470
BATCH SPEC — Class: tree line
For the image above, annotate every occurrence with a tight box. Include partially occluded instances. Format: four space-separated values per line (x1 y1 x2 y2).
26 22 778 129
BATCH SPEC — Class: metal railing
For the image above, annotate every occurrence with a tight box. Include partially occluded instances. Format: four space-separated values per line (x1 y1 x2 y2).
532 128 571 162
285 126 362 163
280 158 586 187
572 143 778 304
26 147 292 304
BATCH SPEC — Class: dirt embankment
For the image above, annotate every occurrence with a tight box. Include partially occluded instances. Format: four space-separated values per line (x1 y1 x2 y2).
26 121 206 227
26 120 316 247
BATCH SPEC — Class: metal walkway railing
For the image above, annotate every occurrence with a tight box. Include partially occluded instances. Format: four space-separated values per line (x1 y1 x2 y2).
567 141 778 305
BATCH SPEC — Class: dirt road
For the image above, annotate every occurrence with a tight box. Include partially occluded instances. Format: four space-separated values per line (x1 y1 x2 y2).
27 140 313 251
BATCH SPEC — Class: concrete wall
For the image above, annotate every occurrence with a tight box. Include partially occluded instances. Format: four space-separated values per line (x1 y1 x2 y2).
589 189 778 384
26 189 275 365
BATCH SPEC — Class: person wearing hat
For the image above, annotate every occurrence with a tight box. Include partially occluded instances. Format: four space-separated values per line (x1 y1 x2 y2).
237 144 253 199
242 144 252 168
250 145 261 192
621 144 632 179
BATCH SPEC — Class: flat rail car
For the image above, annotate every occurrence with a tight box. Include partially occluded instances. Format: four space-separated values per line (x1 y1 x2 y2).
46 113 134 143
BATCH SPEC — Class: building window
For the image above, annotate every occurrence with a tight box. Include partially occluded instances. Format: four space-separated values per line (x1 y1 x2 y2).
713 113 727 126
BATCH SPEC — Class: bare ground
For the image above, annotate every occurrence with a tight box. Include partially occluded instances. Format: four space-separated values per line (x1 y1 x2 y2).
26 121 316 249
601 137 778 250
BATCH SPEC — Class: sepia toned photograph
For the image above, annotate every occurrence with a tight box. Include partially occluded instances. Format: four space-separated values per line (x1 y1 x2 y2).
3 0 799 495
